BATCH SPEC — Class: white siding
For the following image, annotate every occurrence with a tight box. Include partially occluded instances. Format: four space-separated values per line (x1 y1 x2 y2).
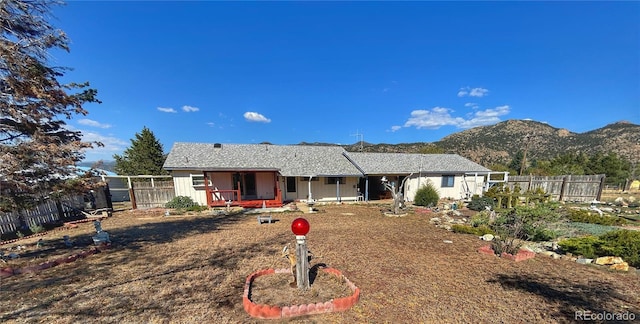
405 174 486 201
298 177 360 202
256 172 276 199
172 171 208 206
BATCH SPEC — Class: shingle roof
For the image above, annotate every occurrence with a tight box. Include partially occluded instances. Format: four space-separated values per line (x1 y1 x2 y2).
163 143 491 177
163 143 363 177
343 152 491 175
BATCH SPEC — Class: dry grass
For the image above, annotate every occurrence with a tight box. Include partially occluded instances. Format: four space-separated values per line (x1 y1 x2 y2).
1 204 639 323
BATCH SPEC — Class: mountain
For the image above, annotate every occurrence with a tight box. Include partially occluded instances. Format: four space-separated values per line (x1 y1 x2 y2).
330 120 640 167
77 160 117 173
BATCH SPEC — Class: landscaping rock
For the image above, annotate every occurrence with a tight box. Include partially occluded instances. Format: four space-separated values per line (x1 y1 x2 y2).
576 258 593 265
595 256 624 265
443 240 453 244
610 262 629 272
480 234 494 242
540 251 561 259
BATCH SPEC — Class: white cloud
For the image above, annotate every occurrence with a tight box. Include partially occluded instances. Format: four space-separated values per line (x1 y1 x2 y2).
400 105 510 130
403 107 466 129
206 122 215 127
182 105 200 112
78 118 111 129
243 111 271 123
157 107 177 113
458 87 489 98
80 130 128 161
464 103 479 109
390 125 402 132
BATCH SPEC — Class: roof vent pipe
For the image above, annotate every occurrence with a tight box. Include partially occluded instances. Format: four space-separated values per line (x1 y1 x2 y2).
213 143 222 148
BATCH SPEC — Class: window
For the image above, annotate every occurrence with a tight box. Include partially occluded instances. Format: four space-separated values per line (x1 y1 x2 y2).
191 174 211 187
441 175 455 188
325 177 346 185
286 177 297 193
300 177 319 182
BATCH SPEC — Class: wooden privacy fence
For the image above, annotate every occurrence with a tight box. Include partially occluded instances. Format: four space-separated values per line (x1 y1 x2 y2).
131 180 175 209
505 174 606 202
0 195 84 235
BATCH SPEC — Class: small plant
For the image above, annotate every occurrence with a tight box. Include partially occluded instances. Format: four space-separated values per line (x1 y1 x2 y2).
165 196 199 209
491 210 526 255
16 231 24 238
467 196 496 211
29 224 45 234
414 181 439 207
469 211 492 227
567 209 625 226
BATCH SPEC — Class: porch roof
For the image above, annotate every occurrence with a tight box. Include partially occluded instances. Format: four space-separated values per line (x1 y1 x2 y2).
163 143 363 177
343 152 491 175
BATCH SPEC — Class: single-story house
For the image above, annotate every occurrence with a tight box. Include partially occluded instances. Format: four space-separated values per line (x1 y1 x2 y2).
162 142 495 208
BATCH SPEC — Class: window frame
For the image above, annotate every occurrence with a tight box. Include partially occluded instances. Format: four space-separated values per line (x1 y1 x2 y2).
441 175 455 188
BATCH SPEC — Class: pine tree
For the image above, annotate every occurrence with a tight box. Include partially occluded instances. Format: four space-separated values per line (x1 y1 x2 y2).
0 0 101 211
114 127 167 175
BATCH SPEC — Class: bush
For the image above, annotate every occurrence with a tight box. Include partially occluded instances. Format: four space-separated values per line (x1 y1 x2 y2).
414 181 439 207
467 196 496 211
451 224 494 236
567 209 625 226
598 230 640 267
559 230 640 267
470 211 492 227
558 236 603 259
165 196 199 209
29 224 45 234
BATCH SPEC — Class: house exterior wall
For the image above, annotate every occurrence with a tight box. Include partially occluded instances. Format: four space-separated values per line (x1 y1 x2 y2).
404 173 486 201
296 177 360 202
171 170 208 205
255 172 276 199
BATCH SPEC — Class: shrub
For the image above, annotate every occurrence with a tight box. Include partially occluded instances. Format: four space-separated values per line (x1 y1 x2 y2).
452 224 494 236
491 211 526 255
165 196 199 209
467 196 496 211
559 230 640 267
558 236 603 259
567 209 625 226
470 211 493 227
414 181 439 207
29 224 45 234
598 230 640 267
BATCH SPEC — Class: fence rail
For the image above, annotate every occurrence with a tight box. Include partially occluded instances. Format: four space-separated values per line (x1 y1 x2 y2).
505 174 606 202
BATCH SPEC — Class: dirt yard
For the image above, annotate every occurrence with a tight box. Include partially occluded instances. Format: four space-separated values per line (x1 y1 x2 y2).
1 203 638 323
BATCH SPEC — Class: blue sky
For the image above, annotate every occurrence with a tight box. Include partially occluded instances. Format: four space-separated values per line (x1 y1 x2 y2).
50 1 640 161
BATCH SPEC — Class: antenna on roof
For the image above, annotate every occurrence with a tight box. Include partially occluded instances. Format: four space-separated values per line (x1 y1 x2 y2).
350 130 364 152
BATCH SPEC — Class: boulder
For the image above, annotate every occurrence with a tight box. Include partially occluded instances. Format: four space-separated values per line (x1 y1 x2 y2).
576 258 593 265
610 262 629 272
595 256 624 265
540 251 561 259
481 234 495 241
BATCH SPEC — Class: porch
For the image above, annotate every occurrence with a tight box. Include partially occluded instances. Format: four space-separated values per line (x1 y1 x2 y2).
206 188 283 208
203 171 283 208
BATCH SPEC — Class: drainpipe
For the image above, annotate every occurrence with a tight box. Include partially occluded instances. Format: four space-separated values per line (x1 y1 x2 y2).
336 178 341 203
308 176 313 202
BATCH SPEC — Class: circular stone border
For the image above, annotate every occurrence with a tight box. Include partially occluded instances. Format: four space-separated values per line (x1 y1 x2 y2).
243 267 360 319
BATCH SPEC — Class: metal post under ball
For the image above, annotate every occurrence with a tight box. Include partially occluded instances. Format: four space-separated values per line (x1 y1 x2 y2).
291 218 310 290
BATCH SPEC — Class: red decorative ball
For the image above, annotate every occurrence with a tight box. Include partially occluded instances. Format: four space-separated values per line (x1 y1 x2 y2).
291 218 310 236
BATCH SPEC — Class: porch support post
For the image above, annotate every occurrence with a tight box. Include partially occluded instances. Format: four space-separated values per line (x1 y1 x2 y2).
365 177 369 202
203 171 212 207
308 177 313 201
336 179 341 202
